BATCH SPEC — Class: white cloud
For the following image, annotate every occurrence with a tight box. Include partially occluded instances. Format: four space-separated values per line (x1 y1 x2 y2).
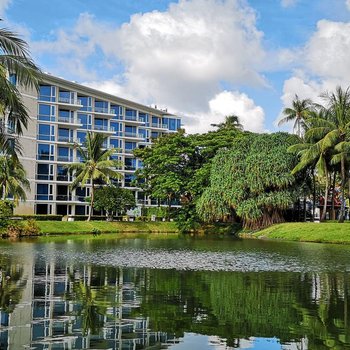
29 0 267 133
279 19 350 127
208 91 264 132
281 0 298 8
0 0 11 18
346 0 350 11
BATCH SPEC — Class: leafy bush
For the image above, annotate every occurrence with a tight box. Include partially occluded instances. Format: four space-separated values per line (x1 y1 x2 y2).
12 215 63 221
2 219 40 238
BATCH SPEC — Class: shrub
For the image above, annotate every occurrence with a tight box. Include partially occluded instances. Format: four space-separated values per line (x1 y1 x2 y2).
2 219 40 238
12 215 62 221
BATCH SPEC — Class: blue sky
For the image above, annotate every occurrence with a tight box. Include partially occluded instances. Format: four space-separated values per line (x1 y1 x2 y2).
3 0 350 133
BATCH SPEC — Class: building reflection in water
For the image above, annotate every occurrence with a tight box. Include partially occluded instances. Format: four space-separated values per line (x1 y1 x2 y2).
0 250 174 349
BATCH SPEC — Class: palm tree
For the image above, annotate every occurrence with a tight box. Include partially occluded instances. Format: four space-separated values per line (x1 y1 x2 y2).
0 155 29 202
306 86 350 222
211 115 243 131
278 95 313 138
0 25 41 154
67 132 123 221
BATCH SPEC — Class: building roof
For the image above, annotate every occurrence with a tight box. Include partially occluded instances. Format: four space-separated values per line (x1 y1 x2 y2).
41 72 178 118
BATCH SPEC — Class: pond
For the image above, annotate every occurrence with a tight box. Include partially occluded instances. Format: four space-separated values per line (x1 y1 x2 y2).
0 235 350 349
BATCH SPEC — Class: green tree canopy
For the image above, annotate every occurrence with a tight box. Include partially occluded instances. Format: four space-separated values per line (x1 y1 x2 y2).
94 186 136 220
197 132 301 229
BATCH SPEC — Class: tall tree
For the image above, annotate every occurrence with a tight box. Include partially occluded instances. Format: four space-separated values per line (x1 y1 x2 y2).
306 86 350 222
211 115 243 131
197 133 301 229
67 132 122 221
278 95 313 138
0 25 41 154
0 155 29 202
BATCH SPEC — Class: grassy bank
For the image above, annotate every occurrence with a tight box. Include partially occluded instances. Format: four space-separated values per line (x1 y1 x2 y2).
251 222 350 244
36 220 179 235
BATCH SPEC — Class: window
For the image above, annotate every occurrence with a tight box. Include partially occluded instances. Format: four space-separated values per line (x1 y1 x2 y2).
94 118 108 131
139 128 148 140
139 113 148 123
162 117 168 128
75 187 86 202
125 141 136 151
125 108 137 121
9 73 16 86
110 138 121 149
57 147 72 162
110 121 121 132
37 164 54 180
77 131 86 144
58 128 72 142
36 184 53 200
151 131 159 139
111 104 121 117
38 104 55 121
75 205 86 215
37 144 54 160
58 109 74 123
168 118 177 131
57 165 69 181
59 90 74 104
152 116 159 126
124 174 135 187
79 96 92 111
39 85 56 102
38 124 55 141
125 157 136 170
125 126 136 136
78 113 92 129
95 100 109 113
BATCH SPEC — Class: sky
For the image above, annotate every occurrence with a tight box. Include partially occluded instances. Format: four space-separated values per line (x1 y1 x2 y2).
2 0 350 134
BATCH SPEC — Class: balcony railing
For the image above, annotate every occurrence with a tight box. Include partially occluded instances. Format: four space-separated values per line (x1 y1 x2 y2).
58 96 82 105
57 116 81 124
93 125 115 132
35 195 53 201
125 116 145 122
57 175 72 182
94 107 116 115
57 136 80 143
56 195 72 201
151 123 168 129
36 174 54 180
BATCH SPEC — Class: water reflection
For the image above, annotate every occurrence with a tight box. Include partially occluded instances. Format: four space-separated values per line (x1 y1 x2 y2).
0 239 349 349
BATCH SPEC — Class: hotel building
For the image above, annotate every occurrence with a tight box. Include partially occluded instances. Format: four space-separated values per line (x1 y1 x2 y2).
13 73 181 216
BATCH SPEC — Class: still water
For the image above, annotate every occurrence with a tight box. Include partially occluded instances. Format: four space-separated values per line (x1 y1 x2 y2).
0 235 350 349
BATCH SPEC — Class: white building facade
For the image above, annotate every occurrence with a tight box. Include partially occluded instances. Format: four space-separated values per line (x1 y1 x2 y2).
15 73 181 216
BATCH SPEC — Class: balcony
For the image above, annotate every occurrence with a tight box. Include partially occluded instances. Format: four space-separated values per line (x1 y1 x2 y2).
151 123 169 130
92 125 116 134
124 116 145 124
120 132 144 140
36 174 54 181
56 174 72 182
57 116 82 127
93 107 116 117
56 195 72 201
57 96 82 109
57 155 75 162
57 136 80 144
35 195 53 201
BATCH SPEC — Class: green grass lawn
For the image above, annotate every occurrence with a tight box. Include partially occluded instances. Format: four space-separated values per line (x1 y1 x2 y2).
252 222 350 244
36 220 179 235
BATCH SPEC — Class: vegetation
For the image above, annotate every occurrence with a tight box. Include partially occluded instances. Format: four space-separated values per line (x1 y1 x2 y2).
252 222 350 244
35 220 179 235
93 185 136 220
197 133 301 229
68 132 122 221
0 25 41 154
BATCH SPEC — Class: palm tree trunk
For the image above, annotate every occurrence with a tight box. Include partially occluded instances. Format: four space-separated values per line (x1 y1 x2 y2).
339 156 346 223
321 169 329 221
88 180 94 222
331 172 336 220
312 169 316 221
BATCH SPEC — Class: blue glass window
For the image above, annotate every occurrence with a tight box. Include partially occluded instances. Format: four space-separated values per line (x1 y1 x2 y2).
57 165 68 181
110 121 120 132
37 184 50 200
110 138 121 149
39 85 56 102
125 126 136 134
38 104 55 121
124 174 135 186
78 114 91 129
168 118 177 131
111 104 121 116
125 157 136 170
9 73 17 86
139 128 147 139
162 117 168 128
151 131 159 139
125 141 136 151
58 147 71 162
152 116 159 125
38 124 55 141
95 100 109 113
37 164 53 180
139 113 148 123
79 96 92 111
94 118 107 130
58 128 72 142
77 131 86 143
37 144 54 160
177 119 181 129
125 108 137 119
